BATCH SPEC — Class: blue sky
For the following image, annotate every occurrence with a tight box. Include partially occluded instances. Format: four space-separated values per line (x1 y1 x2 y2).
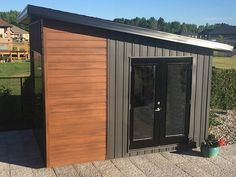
1 0 236 25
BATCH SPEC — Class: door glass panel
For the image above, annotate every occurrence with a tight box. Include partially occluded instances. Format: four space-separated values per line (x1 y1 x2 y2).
166 64 188 136
133 65 155 140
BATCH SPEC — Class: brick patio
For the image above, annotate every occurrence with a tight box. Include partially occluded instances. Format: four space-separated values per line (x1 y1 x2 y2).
0 129 235 177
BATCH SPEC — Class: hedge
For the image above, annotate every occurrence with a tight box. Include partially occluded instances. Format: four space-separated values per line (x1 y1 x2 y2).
210 67 236 110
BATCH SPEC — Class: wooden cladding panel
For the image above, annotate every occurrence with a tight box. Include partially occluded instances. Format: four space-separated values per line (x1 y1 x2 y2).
43 26 107 167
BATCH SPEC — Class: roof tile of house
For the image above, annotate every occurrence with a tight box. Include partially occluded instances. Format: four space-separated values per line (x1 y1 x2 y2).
0 19 12 27
11 25 28 34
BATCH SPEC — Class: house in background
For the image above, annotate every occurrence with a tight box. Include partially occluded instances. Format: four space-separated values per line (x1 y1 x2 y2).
178 31 198 38
11 25 29 42
0 19 12 44
198 24 236 47
0 19 29 60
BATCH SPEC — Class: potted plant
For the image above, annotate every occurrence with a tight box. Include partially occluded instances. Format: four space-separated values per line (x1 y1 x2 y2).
200 134 220 158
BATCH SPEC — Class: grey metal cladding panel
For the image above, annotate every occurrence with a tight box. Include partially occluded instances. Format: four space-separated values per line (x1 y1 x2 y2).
140 45 148 56
147 46 155 56
156 47 163 56
115 40 125 158
205 56 213 139
194 54 205 146
133 43 140 56
107 39 116 159
122 42 132 157
163 48 170 56
175 46 197 142
189 53 198 140
199 55 210 143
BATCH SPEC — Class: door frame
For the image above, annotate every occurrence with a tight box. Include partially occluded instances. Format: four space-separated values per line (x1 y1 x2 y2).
128 56 193 150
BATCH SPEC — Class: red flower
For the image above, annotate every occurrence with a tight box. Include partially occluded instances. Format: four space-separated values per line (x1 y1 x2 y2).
218 137 225 146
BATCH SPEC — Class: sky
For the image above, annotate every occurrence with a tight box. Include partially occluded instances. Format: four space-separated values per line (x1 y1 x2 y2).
1 0 236 26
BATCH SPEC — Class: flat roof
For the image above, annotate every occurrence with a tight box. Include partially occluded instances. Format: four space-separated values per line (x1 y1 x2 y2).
18 5 234 52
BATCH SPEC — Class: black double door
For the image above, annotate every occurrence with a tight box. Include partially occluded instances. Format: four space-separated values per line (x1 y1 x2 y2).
130 57 192 149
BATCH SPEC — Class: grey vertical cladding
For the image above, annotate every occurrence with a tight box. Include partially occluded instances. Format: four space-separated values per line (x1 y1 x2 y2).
200 55 210 143
107 39 116 159
115 40 124 158
205 55 213 139
107 36 212 158
189 53 198 141
122 42 132 157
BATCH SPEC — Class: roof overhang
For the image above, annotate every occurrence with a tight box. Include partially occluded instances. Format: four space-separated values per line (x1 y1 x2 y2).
18 5 234 52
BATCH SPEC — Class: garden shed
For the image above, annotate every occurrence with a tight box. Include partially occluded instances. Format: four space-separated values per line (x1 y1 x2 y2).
18 5 233 167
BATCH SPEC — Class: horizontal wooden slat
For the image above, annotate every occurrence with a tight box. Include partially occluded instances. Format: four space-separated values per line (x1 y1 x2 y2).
47 55 106 63
48 96 106 106
48 82 105 92
45 29 105 41
50 143 106 154
50 126 106 138
47 40 107 48
48 69 106 77
47 47 106 55
48 76 106 84
48 91 106 100
48 62 106 70
48 111 106 121
49 104 105 114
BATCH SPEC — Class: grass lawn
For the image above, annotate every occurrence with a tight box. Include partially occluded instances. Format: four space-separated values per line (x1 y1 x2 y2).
0 61 30 95
0 61 30 77
212 57 236 69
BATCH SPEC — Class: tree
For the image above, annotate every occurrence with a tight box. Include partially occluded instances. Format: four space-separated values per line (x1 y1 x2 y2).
157 17 165 30
170 21 181 33
180 23 188 33
0 10 28 31
148 17 158 30
217 35 224 43
113 16 227 35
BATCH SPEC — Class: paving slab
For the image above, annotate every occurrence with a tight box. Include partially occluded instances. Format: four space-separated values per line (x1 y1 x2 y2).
180 151 227 177
129 155 167 177
74 162 102 177
0 161 10 177
207 155 236 176
54 165 79 177
160 151 188 164
93 160 125 177
10 163 34 177
111 158 146 177
176 161 212 177
145 153 190 177
33 168 57 177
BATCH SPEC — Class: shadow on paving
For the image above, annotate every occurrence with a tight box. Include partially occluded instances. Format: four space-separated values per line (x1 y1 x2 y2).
0 129 44 169
172 149 203 157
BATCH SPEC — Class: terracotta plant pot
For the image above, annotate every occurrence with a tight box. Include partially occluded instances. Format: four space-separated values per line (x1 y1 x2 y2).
200 143 220 158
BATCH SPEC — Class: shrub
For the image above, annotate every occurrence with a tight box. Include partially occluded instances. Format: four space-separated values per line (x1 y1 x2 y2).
208 111 221 127
0 86 12 96
210 67 236 110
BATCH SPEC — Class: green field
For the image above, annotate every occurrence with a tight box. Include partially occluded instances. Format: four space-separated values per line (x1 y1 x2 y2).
0 61 30 77
212 57 236 69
